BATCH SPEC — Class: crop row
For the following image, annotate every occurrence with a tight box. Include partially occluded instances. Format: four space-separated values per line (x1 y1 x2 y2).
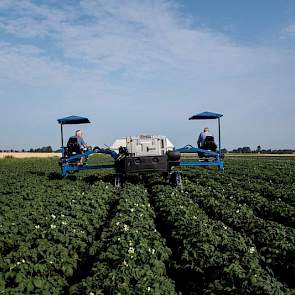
215 159 295 207
183 158 295 207
0 175 115 295
183 178 295 288
216 173 295 208
186 175 295 228
149 183 292 294
224 157 295 186
70 183 177 295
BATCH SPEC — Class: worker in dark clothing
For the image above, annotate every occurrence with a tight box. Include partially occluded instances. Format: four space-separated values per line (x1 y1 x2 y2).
197 127 217 159
66 130 88 165
197 127 214 148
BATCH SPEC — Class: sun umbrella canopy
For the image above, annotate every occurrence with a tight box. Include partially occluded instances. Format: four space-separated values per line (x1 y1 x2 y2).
57 115 90 124
189 111 223 120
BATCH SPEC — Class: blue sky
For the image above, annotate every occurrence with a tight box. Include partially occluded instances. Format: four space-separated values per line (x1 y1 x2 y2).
0 0 295 150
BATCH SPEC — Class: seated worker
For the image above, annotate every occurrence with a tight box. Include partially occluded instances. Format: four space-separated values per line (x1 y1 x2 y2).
74 129 88 150
197 127 217 156
67 130 88 164
197 127 213 147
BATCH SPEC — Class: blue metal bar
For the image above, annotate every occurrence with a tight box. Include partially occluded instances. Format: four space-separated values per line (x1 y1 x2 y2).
176 145 218 157
63 149 118 163
62 163 114 176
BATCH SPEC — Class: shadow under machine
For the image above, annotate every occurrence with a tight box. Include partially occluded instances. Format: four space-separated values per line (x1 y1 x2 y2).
57 112 224 188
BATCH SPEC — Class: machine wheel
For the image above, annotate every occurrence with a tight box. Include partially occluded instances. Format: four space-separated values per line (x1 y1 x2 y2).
114 174 123 188
169 171 183 192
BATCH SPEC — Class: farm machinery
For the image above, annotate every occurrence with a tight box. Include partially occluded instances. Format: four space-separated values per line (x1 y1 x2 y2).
57 112 224 188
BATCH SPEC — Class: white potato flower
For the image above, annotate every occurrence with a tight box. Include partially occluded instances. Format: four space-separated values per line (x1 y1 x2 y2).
128 247 135 254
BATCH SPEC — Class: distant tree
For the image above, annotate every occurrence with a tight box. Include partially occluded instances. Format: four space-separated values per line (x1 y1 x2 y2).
21 149 25 152
29 146 53 153
232 147 251 153
42 146 53 152
257 145 261 153
221 148 228 154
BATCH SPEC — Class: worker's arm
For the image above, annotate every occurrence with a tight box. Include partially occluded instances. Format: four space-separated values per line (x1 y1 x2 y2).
80 137 88 148
197 133 202 147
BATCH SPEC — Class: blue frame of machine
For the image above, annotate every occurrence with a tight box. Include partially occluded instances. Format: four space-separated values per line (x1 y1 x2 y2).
57 112 224 177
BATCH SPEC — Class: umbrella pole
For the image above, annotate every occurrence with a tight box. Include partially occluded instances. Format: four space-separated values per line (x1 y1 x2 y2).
218 118 221 157
61 124 64 156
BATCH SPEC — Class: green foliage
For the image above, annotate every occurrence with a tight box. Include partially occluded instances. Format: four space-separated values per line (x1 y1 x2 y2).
70 183 176 295
1 156 295 294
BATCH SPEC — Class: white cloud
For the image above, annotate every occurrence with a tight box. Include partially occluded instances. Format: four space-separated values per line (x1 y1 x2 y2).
282 24 295 36
0 0 294 149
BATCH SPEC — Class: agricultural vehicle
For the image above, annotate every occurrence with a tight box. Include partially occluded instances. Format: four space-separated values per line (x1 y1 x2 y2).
57 112 224 188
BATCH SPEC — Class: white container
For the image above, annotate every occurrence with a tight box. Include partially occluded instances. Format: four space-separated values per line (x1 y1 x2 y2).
126 135 171 157
111 135 174 156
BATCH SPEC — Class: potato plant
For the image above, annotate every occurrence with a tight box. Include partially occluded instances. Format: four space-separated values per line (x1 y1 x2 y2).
0 159 117 294
149 184 291 294
183 179 295 288
70 183 176 295
1 156 295 294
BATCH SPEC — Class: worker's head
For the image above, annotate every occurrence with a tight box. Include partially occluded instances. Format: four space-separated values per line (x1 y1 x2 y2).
204 127 209 132
75 130 82 137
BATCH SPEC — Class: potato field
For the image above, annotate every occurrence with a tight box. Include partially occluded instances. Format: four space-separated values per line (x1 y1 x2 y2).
0 156 295 295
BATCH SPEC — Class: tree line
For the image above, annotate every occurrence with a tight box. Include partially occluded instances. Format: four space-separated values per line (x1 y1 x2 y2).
222 146 295 154
0 146 56 153
1 145 294 154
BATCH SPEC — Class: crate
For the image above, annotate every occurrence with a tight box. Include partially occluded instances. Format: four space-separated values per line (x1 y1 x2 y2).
126 135 170 157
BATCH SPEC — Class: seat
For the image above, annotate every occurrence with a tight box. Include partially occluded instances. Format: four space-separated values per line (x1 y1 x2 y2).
202 136 217 152
198 136 217 159
66 136 82 157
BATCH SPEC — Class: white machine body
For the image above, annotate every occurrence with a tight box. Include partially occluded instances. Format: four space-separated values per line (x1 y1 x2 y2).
111 135 174 156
